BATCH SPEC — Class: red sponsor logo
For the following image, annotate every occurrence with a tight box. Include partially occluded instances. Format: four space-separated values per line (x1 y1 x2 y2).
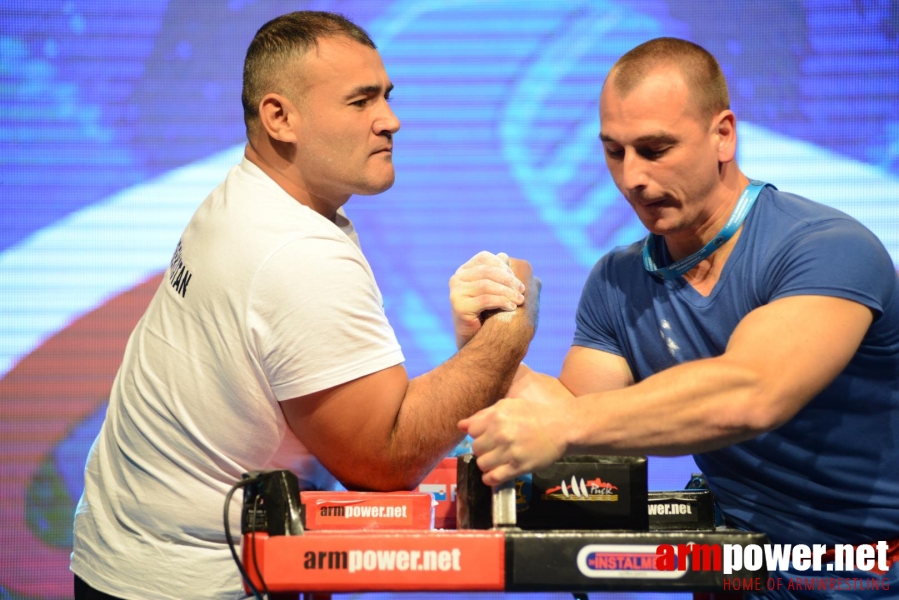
544 475 619 501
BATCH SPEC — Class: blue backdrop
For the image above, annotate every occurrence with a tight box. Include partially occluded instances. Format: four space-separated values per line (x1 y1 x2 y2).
1 1 898 598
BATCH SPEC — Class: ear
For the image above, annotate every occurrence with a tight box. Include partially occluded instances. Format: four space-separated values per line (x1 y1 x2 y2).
712 110 737 163
257 93 299 143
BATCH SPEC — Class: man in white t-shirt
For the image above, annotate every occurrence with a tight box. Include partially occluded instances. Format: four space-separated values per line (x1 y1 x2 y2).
71 11 538 600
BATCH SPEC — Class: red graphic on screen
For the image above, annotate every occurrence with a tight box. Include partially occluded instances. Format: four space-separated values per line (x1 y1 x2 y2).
0 274 161 598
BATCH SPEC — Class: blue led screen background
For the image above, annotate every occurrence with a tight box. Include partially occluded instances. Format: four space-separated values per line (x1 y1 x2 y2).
1 1 898 598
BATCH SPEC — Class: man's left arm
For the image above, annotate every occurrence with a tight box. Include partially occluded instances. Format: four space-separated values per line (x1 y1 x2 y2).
464 294 873 485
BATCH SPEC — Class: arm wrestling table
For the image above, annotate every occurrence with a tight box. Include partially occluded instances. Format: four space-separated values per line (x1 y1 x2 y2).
235 471 770 599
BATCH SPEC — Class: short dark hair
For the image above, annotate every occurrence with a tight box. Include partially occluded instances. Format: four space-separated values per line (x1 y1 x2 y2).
241 11 376 129
608 37 729 122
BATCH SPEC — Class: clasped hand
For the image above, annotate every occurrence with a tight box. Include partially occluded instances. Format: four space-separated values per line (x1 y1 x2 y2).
448 250 536 348
449 251 563 485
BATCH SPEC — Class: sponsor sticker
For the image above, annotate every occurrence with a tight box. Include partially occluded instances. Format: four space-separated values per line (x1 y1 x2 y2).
544 475 619 502
577 544 689 579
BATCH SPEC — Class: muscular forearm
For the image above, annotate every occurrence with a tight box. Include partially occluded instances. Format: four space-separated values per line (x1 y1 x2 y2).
566 355 793 456
387 309 534 484
462 355 774 486
310 255 540 491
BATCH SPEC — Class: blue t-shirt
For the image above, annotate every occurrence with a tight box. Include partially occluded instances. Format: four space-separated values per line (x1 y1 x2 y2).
573 186 899 545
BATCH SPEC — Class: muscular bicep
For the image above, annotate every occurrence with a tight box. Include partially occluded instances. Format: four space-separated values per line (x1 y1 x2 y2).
279 363 409 491
559 345 634 396
721 294 873 426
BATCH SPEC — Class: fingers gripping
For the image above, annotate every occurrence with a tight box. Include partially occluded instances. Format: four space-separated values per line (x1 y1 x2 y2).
461 397 565 486
450 251 527 346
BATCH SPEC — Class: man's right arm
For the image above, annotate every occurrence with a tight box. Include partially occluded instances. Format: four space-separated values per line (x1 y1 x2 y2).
280 257 539 491
493 346 633 421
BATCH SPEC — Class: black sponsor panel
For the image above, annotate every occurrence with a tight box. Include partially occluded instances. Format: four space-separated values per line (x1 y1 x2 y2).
648 490 715 531
458 454 648 531
504 530 770 592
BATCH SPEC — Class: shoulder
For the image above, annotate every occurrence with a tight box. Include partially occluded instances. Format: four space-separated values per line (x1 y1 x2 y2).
757 186 868 233
751 186 888 257
257 230 369 291
219 163 361 266
750 186 897 310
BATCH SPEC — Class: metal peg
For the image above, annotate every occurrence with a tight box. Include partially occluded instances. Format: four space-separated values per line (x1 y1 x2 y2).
491 480 517 528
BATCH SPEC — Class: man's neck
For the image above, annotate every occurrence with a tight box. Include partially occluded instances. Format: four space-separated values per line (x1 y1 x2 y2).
664 172 751 261
665 171 752 296
244 140 347 222
679 227 744 296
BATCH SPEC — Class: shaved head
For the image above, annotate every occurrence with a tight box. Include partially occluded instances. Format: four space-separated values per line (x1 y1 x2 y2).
606 37 729 124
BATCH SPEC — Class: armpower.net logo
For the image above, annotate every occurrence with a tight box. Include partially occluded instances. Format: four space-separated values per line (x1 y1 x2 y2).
301 548 462 574
577 542 894 593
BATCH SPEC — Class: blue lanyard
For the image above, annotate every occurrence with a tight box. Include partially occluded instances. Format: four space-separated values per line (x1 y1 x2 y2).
642 180 771 280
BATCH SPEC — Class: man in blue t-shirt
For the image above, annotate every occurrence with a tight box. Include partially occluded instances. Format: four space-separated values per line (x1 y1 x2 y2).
458 37 899 594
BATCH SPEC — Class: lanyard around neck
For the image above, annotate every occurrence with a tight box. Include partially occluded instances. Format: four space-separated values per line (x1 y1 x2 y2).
642 180 770 281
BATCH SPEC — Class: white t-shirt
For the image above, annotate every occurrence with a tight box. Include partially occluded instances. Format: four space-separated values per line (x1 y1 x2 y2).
71 157 405 600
